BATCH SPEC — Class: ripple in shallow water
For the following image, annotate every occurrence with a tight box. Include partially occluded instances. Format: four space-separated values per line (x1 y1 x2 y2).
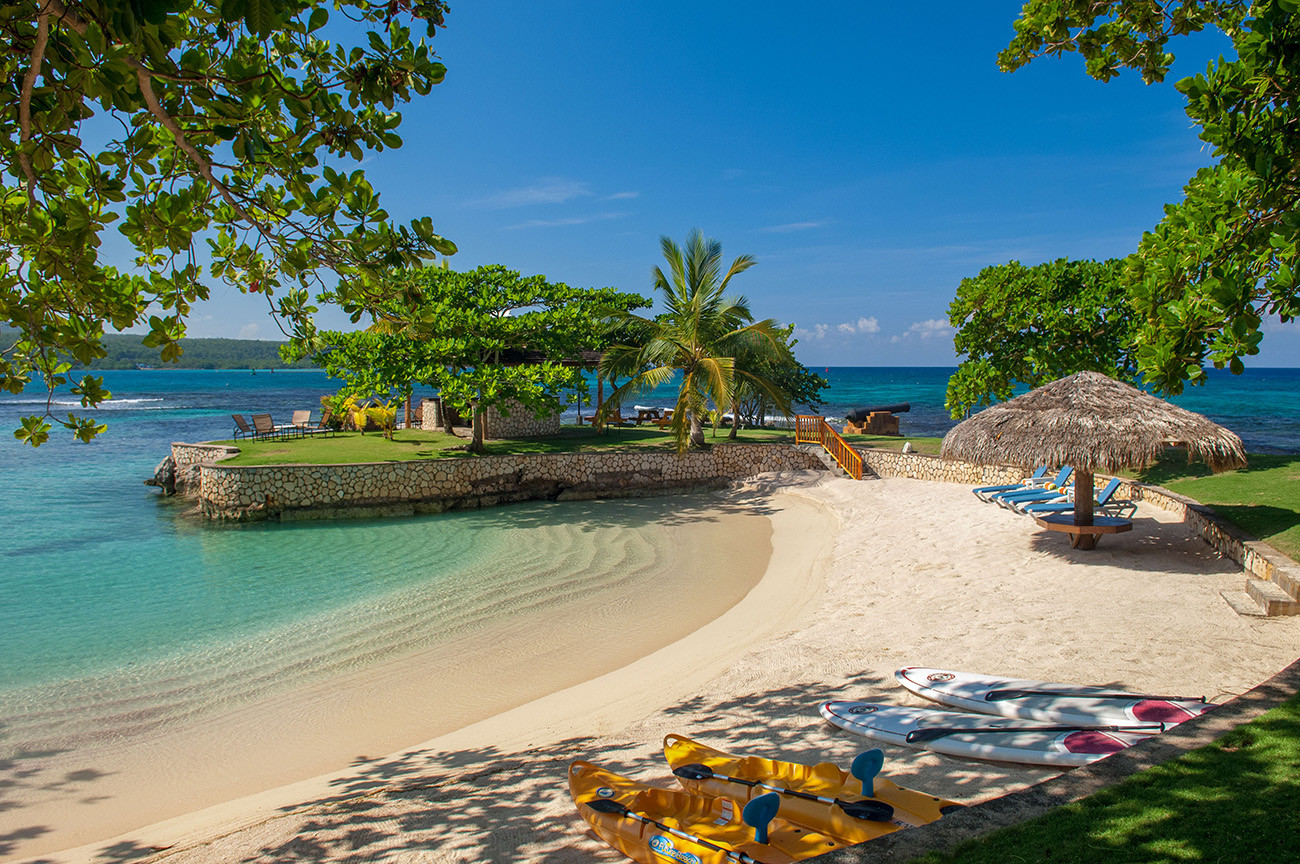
0 495 739 757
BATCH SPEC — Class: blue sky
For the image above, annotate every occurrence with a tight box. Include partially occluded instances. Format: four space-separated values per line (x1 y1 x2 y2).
184 1 1300 367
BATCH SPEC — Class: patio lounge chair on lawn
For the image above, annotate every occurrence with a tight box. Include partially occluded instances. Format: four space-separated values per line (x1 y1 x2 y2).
251 413 297 440
1021 478 1137 519
292 410 334 438
232 414 255 441
973 466 1048 501
994 466 1073 509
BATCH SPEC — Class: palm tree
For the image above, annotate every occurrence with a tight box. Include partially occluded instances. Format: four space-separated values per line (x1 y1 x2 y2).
599 229 794 451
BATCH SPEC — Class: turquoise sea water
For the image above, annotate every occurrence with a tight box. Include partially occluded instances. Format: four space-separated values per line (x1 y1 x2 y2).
0 366 1296 752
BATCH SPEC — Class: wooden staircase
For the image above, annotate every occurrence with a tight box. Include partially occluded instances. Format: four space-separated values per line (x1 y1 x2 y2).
795 416 864 480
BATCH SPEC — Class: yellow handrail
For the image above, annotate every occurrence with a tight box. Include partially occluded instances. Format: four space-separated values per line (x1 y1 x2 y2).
795 415 863 480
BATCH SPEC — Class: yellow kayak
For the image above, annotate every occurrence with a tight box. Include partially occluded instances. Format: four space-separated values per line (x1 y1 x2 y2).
569 760 848 864
663 734 964 845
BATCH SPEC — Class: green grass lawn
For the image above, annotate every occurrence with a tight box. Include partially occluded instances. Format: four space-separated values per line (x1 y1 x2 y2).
212 424 805 465
912 690 1300 864
844 433 945 455
1127 451 1300 560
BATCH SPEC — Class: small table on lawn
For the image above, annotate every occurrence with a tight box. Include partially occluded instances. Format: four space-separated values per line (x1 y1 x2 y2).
634 407 661 425
1034 514 1133 550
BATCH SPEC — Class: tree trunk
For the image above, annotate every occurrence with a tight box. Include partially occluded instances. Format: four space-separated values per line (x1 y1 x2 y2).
469 403 487 454
728 396 740 440
689 410 707 448
441 400 455 435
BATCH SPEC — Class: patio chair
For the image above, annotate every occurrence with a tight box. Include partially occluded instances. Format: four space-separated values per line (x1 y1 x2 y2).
292 410 333 438
251 413 296 440
1020 478 1131 517
994 466 1074 509
232 414 255 441
973 466 1048 501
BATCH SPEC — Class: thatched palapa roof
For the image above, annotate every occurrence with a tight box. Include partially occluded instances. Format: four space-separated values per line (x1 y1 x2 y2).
941 371 1247 473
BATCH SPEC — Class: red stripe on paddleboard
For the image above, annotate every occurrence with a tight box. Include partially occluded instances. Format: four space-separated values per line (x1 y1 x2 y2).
1132 700 1203 724
1062 730 1129 755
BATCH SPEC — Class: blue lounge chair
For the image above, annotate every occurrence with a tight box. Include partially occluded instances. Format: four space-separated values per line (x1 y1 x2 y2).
973 466 1049 502
993 466 1073 507
1021 478 1138 518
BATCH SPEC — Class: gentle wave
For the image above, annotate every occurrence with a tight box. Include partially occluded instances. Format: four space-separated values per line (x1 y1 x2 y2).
0 397 166 406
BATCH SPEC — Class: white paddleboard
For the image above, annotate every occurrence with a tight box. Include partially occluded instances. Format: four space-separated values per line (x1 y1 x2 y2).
819 700 1161 767
895 667 1214 728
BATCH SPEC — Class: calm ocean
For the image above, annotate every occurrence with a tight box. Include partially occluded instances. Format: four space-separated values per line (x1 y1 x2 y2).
0 366 1296 750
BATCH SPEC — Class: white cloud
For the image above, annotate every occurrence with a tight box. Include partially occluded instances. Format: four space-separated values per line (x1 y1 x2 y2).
793 323 831 340
892 318 956 343
505 212 628 229
238 322 261 339
837 316 880 335
760 221 826 234
475 178 593 209
795 317 880 341
603 191 639 200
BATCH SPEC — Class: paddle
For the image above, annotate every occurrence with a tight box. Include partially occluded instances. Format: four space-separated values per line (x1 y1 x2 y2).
850 749 884 798
673 763 895 823
583 798 773 864
984 689 1206 703
905 722 1165 744
742 793 781 845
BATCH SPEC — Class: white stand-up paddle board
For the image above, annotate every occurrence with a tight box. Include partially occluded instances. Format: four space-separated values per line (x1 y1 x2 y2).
819 700 1163 767
895 667 1214 728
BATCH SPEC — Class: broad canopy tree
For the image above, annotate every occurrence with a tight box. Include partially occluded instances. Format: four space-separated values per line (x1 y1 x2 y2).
945 257 1139 418
2 0 455 445
1002 0 1300 393
296 264 648 455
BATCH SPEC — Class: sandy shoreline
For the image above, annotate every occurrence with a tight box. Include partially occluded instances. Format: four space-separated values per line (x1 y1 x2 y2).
15 472 1300 864
4 489 833 862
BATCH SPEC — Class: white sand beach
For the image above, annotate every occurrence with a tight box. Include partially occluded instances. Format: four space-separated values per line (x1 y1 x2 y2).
15 472 1300 864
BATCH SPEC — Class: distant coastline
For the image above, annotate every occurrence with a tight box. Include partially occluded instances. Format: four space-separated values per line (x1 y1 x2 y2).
0 326 312 371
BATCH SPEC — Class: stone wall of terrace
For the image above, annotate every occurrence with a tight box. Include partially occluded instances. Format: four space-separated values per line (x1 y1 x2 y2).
193 443 827 521
171 442 241 467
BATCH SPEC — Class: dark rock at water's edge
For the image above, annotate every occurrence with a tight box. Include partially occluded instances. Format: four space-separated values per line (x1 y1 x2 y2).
145 456 202 497
144 456 176 495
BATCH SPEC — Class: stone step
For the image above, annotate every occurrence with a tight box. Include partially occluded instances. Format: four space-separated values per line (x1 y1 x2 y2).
1220 589 1268 617
1267 560 1300 601
1245 578 1300 616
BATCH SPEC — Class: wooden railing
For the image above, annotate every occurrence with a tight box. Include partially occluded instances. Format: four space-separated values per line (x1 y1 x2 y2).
795 415 864 480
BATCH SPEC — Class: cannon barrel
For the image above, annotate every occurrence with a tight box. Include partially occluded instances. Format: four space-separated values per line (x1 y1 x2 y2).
845 403 910 423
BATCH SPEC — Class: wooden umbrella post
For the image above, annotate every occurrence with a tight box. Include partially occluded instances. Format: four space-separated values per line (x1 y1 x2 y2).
1073 468 1094 527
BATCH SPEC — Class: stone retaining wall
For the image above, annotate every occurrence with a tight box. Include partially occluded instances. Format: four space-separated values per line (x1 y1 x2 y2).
855 447 1291 583
483 399 561 438
190 443 826 521
171 442 241 467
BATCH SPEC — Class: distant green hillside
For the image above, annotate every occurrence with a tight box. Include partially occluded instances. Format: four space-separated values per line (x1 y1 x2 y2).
0 327 314 370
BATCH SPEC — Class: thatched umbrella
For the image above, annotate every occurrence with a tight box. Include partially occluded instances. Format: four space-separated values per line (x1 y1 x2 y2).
942 371 1246 549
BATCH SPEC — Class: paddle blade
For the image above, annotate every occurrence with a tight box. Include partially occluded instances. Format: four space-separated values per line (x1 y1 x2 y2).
838 799 895 822
850 749 885 796
939 803 967 816
584 798 629 816
742 792 780 845
672 763 715 781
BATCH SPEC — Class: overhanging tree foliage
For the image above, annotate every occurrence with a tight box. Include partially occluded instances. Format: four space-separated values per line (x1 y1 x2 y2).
945 257 1138 417
296 265 648 454
1002 0 1300 393
2 0 455 445
732 324 827 431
